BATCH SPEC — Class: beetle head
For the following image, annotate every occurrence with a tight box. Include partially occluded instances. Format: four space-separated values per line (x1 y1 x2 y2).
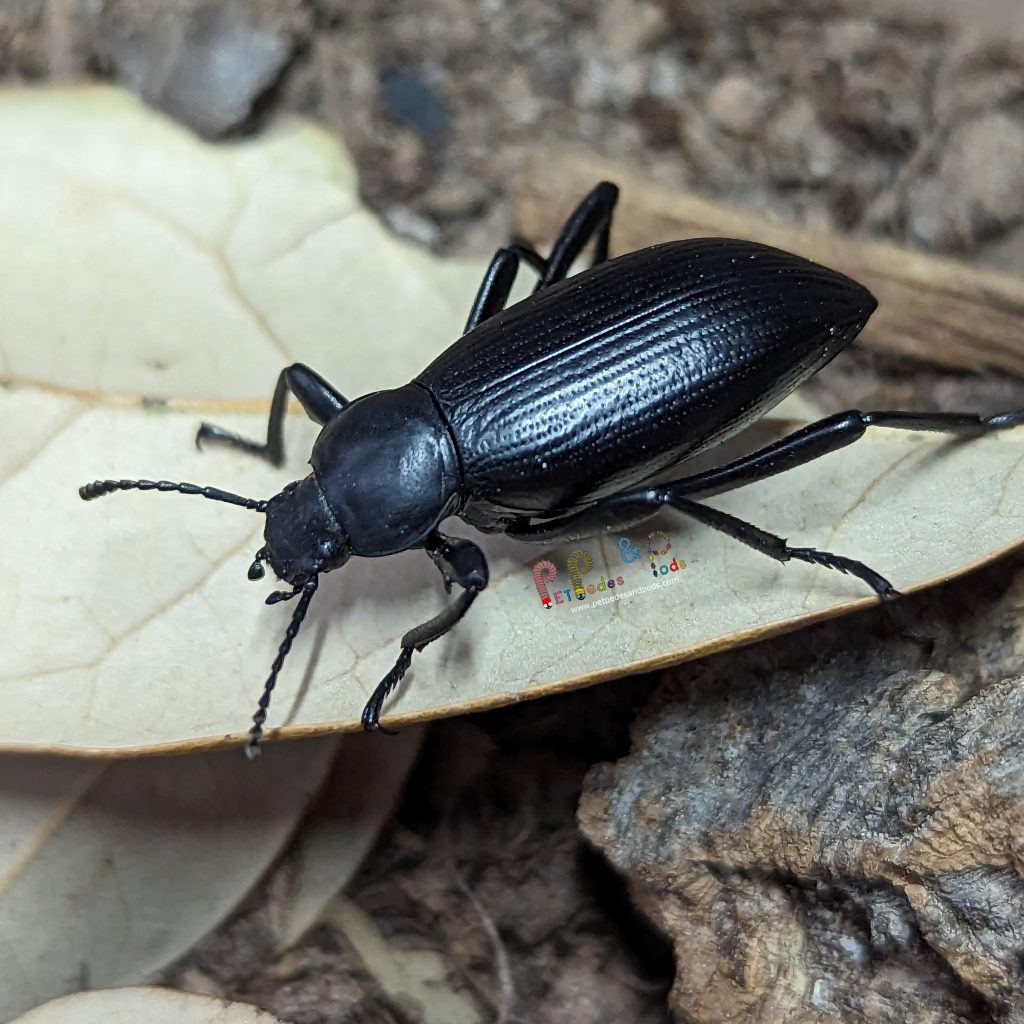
78 470 353 757
249 474 350 588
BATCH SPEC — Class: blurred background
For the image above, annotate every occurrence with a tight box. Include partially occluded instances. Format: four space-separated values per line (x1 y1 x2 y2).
4 0 1022 266
10 0 1024 411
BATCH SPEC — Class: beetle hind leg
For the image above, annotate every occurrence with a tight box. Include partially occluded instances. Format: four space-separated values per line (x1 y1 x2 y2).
634 406 1024 502
507 401 1024 595
539 180 619 287
663 493 898 598
463 244 547 333
462 181 620 333
507 486 898 598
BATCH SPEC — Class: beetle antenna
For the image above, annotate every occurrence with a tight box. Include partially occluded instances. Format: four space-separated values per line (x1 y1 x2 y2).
79 479 268 513
245 575 319 759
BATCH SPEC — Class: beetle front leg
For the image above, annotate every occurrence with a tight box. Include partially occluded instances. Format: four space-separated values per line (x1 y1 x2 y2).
362 533 489 731
196 363 348 467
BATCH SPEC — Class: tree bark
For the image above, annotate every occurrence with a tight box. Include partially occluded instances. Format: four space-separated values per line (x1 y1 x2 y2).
579 562 1024 1023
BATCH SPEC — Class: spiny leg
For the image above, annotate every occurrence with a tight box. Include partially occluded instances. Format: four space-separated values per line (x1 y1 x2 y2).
644 406 1024 501
506 403 1024 545
361 587 480 733
196 363 348 467
462 181 620 333
662 493 897 597
512 482 896 598
362 533 489 732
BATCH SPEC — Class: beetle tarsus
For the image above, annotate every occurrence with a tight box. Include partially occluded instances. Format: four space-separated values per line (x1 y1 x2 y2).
786 547 897 598
196 421 285 467
361 645 413 733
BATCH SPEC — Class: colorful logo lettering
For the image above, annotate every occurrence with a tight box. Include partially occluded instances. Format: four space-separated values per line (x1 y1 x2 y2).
532 559 558 609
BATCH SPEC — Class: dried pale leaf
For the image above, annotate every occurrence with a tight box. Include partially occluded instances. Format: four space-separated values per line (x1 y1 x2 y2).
10 988 286 1024
328 897 484 1024
1 86 1023 755
266 727 425 951
0 739 337 1021
0 85 484 401
6 391 1024 754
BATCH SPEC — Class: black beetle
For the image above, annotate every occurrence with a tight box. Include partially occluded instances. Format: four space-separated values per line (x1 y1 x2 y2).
80 182 1024 754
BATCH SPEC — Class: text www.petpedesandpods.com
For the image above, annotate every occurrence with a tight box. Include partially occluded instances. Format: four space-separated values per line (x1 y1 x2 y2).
570 573 682 612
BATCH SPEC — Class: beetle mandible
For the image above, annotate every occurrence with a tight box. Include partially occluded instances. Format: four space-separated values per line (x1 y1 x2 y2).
79 182 1024 755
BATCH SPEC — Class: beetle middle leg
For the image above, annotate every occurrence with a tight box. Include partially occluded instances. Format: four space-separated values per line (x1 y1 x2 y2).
463 181 620 332
196 363 348 467
463 244 548 332
362 532 489 731
507 403 1024 595
664 407 1024 501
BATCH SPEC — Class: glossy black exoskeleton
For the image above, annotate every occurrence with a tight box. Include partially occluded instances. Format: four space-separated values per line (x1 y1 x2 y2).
79 182 1024 754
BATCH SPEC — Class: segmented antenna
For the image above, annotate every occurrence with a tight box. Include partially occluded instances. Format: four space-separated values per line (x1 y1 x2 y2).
246 575 319 759
79 479 268 512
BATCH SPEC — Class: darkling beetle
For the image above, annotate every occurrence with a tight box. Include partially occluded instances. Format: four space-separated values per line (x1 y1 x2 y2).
80 182 1024 756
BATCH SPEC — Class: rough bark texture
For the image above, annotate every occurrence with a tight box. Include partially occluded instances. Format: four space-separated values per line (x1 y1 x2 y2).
579 559 1024 1023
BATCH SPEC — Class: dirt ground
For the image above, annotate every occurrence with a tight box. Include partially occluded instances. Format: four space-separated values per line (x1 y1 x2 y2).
4 1 1024 1022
